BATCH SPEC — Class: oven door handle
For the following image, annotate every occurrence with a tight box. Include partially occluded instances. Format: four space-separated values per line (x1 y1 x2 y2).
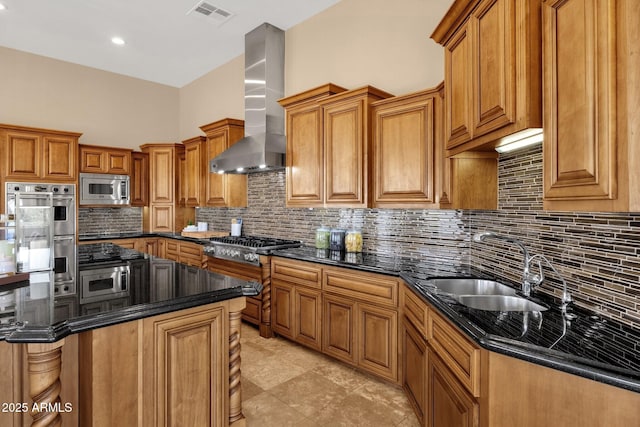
54 235 75 241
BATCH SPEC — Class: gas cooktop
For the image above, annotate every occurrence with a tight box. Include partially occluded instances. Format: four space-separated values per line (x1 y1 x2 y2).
208 236 302 249
205 236 302 265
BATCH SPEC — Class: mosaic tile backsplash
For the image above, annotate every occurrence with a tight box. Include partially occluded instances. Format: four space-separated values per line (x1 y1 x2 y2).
77 145 639 328
78 207 143 236
197 144 640 329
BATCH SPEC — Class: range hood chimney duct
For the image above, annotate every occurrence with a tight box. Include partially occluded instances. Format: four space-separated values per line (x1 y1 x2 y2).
210 23 286 174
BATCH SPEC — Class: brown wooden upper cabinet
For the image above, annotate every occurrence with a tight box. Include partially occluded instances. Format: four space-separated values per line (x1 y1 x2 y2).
79 144 132 175
371 87 441 208
371 85 497 210
279 84 392 208
431 0 542 155
199 119 247 208
181 136 207 207
542 0 640 212
130 151 149 207
0 124 80 183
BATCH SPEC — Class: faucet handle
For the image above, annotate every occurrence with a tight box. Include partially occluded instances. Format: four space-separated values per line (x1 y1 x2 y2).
527 258 545 287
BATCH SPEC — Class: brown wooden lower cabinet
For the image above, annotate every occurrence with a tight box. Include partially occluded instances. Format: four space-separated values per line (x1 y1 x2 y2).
402 319 428 425
271 257 399 383
401 284 640 427
0 299 246 427
428 352 479 427
272 280 324 350
322 293 357 365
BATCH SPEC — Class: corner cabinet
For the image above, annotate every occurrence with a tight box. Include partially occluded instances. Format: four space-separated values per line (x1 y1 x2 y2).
542 0 640 212
371 85 498 210
402 285 480 427
279 84 392 208
431 0 542 154
0 124 80 183
199 119 247 208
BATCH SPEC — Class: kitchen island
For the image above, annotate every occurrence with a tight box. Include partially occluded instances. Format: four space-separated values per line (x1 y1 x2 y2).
0 243 261 427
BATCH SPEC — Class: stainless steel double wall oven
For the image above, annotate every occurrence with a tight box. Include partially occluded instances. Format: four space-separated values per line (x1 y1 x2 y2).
5 182 77 296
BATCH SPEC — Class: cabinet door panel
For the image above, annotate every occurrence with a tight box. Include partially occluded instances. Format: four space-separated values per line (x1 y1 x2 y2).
6 132 40 178
357 303 397 382
373 96 435 205
286 106 324 206
324 100 365 205
43 136 76 180
150 205 174 232
80 147 105 173
131 152 149 207
543 0 616 201
143 305 225 427
403 320 427 425
184 142 203 207
323 294 356 365
445 27 473 149
149 148 174 203
428 354 479 427
472 0 514 135
295 288 322 351
107 151 129 175
205 131 227 206
272 284 294 338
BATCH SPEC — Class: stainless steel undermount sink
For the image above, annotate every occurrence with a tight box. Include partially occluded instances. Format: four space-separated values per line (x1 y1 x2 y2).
429 278 517 296
456 295 549 312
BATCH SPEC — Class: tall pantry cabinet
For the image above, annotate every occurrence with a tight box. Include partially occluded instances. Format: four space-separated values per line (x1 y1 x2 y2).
140 143 187 232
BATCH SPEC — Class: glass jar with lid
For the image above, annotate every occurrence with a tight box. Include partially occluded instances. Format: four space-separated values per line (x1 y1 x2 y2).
329 229 346 251
315 226 330 249
345 229 363 253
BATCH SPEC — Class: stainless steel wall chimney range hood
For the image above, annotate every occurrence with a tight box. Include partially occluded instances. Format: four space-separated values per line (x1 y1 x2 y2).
210 23 285 174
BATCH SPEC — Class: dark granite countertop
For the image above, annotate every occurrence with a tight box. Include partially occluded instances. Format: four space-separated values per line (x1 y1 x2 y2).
0 243 261 343
271 246 640 394
78 231 215 246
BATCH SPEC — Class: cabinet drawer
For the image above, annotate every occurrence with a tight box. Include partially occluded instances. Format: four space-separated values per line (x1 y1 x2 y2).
402 286 428 338
428 310 480 397
271 258 322 289
180 243 202 258
323 268 398 307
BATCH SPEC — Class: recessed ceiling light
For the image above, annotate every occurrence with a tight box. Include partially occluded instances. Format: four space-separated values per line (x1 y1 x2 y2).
0 3 7 10
111 37 125 46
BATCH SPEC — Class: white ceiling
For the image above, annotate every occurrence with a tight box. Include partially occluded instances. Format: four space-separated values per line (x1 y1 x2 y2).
0 0 342 88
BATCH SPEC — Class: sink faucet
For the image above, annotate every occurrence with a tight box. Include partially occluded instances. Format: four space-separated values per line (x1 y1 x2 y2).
473 232 541 297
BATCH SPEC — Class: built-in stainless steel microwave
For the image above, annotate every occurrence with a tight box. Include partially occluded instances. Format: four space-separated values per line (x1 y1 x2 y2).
79 173 130 206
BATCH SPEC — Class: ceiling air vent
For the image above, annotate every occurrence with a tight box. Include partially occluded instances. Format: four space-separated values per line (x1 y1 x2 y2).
187 1 234 24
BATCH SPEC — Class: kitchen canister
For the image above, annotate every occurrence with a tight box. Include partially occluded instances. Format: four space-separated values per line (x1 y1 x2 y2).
315 226 330 249
329 229 345 251
345 229 363 253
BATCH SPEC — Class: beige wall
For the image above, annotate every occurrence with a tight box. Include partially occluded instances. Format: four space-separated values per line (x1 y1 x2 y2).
2 0 450 145
178 55 245 142
284 0 449 96
178 0 450 141
0 46 179 150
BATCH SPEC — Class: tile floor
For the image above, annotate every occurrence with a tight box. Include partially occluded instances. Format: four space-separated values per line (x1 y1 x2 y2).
240 323 420 427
